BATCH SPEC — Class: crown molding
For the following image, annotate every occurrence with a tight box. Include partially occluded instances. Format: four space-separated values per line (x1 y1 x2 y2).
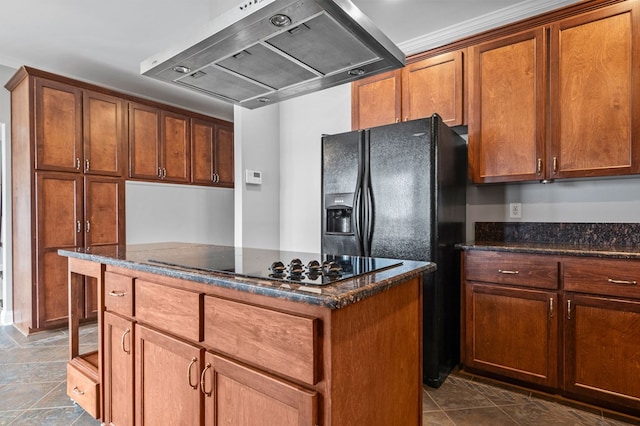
398 0 581 55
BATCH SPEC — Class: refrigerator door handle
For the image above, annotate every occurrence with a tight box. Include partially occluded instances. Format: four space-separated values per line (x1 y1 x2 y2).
353 184 364 252
364 182 374 256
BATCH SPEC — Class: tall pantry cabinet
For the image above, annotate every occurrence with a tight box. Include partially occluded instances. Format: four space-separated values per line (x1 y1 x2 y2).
6 67 126 334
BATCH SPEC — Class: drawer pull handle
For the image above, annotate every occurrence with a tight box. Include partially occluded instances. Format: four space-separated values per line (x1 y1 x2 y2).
498 269 519 275
567 300 572 320
121 328 131 355
201 362 213 397
549 297 554 318
72 386 85 396
109 290 126 297
607 278 637 286
187 357 198 390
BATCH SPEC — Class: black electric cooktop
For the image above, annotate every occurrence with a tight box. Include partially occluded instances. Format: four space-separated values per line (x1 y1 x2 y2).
149 246 402 286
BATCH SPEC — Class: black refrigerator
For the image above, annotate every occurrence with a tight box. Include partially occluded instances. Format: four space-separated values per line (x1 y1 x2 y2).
321 114 467 387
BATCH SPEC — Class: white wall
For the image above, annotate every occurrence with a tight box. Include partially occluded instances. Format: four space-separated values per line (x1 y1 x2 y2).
126 181 234 245
278 85 351 253
1 64 15 325
233 103 281 250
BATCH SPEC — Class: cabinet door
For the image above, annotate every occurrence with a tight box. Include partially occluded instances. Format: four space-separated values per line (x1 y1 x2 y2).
202 353 317 426
84 176 125 318
83 91 125 176
104 311 134 426
563 294 640 413
549 2 640 179
161 111 191 183
135 324 203 426
213 123 234 187
129 103 161 180
34 78 83 172
35 172 83 328
192 119 234 187
464 283 559 388
402 51 464 125
351 69 401 130
468 28 547 183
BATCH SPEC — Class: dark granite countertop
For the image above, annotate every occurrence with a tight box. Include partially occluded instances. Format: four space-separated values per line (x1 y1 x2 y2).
460 222 640 260
459 241 640 259
58 242 434 310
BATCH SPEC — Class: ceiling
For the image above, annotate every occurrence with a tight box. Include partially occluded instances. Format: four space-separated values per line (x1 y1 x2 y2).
0 0 579 121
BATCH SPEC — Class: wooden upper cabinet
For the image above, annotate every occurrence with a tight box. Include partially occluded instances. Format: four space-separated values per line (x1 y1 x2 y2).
83 91 125 177
352 50 465 130
35 78 83 172
129 102 161 180
128 103 191 183
468 28 546 183
161 111 191 183
192 118 234 187
549 1 640 179
351 69 401 130
84 176 125 248
402 50 464 126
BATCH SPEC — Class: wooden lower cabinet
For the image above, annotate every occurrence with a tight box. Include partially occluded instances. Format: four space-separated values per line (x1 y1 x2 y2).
463 250 640 417
135 324 204 425
464 283 558 388
103 311 134 426
202 353 318 426
563 294 640 412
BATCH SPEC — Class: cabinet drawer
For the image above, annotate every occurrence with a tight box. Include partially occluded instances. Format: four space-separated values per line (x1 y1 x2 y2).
204 296 318 385
104 272 134 317
135 280 203 342
465 250 558 289
67 361 100 419
563 258 640 300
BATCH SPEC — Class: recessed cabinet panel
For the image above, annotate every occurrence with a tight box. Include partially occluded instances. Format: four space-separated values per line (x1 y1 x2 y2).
550 3 640 178
214 124 234 187
161 112 190 183
351 69 401 130
83 91 124 176
564 294 640 411
468 29 545 183
403 51 463 125
465 283 558 388
103 311 135 426
135 325 203 426
35 78 82 172
129 103 161 180
84 176 125 248
36 172 83 249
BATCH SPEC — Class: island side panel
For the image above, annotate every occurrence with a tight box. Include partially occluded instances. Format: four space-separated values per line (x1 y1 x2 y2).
328 275 423 425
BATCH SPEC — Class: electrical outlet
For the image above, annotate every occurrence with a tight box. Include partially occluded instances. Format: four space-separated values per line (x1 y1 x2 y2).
509 203 522 219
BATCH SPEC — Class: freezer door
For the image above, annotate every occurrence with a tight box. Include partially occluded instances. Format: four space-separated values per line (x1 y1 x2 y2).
367 119 435 261
321 130 364 256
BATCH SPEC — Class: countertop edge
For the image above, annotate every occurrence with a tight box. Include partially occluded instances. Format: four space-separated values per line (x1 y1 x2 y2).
59 248 435 310
458 242 640 260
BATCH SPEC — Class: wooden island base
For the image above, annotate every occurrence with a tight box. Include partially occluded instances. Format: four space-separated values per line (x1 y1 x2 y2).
62 246 428 425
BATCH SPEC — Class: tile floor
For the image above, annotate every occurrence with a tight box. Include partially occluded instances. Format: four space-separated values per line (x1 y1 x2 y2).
1 323 638 425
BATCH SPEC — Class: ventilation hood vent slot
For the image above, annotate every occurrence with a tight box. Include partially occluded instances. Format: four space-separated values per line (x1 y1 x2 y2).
141 0 405 109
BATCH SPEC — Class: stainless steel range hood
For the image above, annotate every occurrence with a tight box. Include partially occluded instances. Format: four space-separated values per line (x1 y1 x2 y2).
140 0 405 109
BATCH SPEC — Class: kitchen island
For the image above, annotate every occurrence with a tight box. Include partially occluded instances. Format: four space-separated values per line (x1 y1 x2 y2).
59 242 434 425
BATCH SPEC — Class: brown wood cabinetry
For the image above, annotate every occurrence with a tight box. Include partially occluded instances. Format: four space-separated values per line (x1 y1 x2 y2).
202 353 318 426
76 258 422 425
352 50 464 130
464 251 559 387
103 311 134 426
191 118 234 187
135 324 203 425
7 68 127 333
129 103 191 183
463 250 640 416
469 1 640 183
